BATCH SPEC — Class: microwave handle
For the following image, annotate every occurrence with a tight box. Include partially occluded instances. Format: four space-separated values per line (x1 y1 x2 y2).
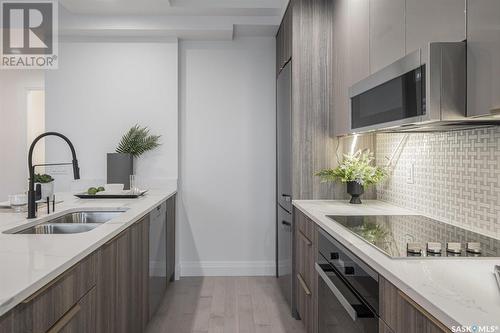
315 263 358 321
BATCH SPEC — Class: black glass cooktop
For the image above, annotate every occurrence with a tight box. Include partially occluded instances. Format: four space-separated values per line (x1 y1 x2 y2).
327 215 500 258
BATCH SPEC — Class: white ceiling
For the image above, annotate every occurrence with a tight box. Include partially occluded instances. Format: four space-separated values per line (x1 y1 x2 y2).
60 0 285 16
58 0 288 40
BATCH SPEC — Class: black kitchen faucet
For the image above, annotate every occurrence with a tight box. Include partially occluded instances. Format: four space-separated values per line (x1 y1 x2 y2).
27 132 80 219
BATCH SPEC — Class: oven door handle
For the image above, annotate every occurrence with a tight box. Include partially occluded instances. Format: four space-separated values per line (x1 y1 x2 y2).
315 262 358 321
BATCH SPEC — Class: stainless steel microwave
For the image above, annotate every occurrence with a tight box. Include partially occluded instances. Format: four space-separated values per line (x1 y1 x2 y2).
348 42 467 133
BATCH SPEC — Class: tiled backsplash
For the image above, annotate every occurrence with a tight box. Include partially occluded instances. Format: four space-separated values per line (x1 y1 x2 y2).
375 127 500 239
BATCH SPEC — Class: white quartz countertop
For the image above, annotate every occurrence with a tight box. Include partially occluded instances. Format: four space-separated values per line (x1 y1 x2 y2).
0 187 176 317
293 200 500 330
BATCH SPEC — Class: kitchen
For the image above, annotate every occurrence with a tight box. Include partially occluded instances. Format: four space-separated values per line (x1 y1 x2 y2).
0 0 499 333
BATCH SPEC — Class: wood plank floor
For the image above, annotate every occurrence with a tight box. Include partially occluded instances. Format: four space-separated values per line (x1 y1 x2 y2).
146 277 305 333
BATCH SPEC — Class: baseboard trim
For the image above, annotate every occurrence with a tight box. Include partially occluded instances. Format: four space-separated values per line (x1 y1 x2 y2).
180 261 276 277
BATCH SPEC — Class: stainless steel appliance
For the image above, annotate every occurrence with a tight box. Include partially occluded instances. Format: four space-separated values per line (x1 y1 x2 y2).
149 201 168 315
276 61 293 309
348 42 494 133
317 227 379 333
328 215 500 258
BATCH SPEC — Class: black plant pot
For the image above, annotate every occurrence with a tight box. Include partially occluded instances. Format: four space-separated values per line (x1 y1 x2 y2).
346 181 364 204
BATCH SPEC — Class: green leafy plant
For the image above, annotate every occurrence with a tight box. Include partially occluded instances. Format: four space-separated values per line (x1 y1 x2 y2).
116 125 161 158
33 174 54 183
315 149 386 186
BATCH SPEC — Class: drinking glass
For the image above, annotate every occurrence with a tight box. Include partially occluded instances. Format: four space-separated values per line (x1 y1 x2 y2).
129 175 139 195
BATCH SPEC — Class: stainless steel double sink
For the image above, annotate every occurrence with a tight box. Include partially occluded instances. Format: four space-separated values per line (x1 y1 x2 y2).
13 211 125 234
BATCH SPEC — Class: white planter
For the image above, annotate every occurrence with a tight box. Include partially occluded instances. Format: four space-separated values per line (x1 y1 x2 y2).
36 181 54 200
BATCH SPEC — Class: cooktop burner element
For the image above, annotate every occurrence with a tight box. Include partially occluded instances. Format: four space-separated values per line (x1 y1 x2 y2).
327 215 500 258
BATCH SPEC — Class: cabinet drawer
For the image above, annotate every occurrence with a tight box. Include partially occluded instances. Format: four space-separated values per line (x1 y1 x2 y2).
295 209 315 241
49 287 96 333
1 252 97 333
296 232 313 285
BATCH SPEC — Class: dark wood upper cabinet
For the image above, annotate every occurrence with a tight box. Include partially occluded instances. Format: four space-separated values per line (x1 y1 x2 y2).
369 0 405 73
467 0 500 118
276 2 293 76
405 0 465 54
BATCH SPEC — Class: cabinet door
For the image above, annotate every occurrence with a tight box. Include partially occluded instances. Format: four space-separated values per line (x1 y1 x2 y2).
283 4 293 65
130 217 150 332
467 0 500 117
96 237 117 333
405 0 466 54
369 0 405 73
276 25 284 76
349 0 370 85
276 3 293 76
96 230 130 333
115 230 131 333
331 0 350 137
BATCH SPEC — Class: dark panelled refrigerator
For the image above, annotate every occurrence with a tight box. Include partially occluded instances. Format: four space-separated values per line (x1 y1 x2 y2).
276 61 293 310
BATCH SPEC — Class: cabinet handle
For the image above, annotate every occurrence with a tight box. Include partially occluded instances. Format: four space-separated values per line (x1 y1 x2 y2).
47 303 81 333
397 290 451 332
297 273 311 296
298 230 312 247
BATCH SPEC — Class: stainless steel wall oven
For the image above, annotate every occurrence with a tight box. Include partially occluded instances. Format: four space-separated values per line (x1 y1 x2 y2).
316 228 379 333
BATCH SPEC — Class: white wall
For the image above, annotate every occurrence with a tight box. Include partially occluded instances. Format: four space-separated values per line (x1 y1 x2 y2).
179 37 276 276
45 42 178 191
0 71 44 201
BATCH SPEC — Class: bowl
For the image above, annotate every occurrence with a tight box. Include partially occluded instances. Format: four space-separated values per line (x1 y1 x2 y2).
8 194 28 213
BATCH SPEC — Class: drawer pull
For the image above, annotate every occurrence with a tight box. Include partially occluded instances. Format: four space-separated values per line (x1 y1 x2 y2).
47 303 81 333
299 230 312 246
297 273 311 296
397 290 451 332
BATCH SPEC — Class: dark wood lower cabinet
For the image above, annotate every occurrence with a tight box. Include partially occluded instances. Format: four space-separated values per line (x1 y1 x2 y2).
292 208 451 333
97 216 150 333
380 277 451 333
115 229 132 333
0 253 97 333
294 208 317 333
96 232 118 333
0 196 176 333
